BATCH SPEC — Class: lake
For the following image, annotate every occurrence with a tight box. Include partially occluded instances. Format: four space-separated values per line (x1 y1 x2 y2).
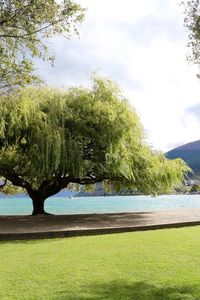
0 194 200 215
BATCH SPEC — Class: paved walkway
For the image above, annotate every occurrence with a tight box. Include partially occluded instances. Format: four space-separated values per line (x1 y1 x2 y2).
1 209 200 240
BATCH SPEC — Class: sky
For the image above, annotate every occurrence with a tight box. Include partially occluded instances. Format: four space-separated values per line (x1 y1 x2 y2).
36 0 200 152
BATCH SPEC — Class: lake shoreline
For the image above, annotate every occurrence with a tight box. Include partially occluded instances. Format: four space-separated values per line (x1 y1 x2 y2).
1 208 200 240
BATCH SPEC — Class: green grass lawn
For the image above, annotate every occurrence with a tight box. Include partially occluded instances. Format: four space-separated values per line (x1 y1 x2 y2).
1 227 200 300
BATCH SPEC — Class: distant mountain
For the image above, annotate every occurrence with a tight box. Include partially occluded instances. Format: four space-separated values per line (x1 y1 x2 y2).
166 140 200 174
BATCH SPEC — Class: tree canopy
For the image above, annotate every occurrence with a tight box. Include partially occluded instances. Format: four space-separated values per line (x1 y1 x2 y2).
0 0 85 94
0 77 190 214
184 0 200 64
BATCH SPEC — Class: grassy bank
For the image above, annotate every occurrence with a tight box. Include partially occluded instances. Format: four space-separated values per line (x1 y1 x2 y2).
1 227 200 299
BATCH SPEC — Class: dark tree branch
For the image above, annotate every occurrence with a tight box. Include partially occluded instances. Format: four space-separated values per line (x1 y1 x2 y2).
38 177 70 200
2 172 32 191
36 175 106 200
0 23 54 38
69 176 104 185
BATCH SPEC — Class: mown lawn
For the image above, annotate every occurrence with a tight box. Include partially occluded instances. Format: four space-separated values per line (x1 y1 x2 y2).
1 227 200 300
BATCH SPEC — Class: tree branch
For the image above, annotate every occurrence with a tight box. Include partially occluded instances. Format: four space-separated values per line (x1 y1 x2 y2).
2 172 32 191
0 17 66 38
37 176 104 200
69 176 104 185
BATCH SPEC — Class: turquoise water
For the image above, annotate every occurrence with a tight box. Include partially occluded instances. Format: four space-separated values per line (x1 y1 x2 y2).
0 194 200 215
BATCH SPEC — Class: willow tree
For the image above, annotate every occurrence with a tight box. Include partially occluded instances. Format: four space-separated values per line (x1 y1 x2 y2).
0 0 85 94
0 78 190 215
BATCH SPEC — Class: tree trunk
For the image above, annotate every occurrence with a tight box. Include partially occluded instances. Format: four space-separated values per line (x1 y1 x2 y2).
31 196 46 215
27 180 66 215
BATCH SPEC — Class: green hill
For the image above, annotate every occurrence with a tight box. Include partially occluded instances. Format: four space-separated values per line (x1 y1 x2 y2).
166 140 200 174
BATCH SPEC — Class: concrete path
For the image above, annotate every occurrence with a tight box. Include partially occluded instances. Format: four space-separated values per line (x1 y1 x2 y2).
1 209 200 240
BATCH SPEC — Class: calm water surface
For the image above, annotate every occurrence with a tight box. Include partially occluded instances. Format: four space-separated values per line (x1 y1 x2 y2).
0 194 200 215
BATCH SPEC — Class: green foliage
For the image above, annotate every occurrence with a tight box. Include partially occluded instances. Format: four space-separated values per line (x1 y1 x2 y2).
0 0 85 94
190 183 200 192
183 0 200 64
167 147 200 174
0 77 190 198
125 149 191 195
0 182 23 194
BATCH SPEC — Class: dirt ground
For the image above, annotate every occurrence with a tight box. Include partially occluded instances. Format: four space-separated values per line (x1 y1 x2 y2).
1 209 200 240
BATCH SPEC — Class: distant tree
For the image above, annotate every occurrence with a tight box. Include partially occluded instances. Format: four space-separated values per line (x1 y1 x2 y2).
0 0 85 94
0 77 190 215
183 0 200 64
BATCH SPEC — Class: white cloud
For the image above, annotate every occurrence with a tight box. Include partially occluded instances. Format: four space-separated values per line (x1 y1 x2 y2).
36 0 200 152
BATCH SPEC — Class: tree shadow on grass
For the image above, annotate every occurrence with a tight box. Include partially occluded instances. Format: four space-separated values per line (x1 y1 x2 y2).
52 281 199 300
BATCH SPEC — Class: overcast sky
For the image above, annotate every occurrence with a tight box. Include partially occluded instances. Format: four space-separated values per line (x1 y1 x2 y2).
36 0 200 152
